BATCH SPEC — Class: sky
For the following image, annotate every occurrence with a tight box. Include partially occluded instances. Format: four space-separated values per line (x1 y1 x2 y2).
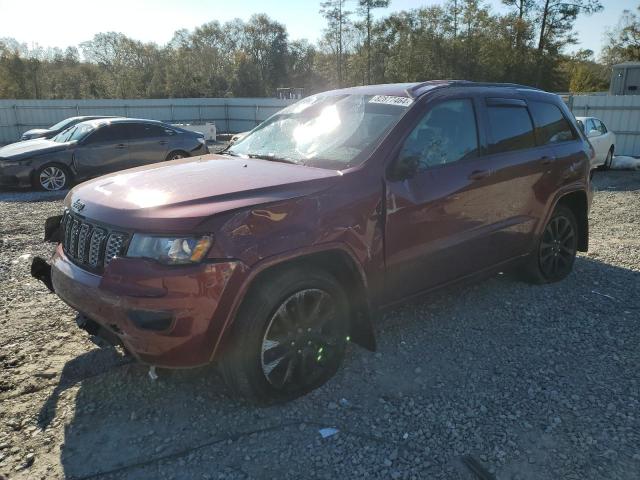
0 0 633 58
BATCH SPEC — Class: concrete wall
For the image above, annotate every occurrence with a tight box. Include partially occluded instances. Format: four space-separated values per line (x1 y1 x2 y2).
0 98 296 144
569 94 640 157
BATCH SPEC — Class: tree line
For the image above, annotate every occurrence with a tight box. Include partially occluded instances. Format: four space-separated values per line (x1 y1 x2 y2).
0 1 638 100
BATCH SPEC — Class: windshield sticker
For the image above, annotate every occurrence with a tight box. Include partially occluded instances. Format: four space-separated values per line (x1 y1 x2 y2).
369 95 413 107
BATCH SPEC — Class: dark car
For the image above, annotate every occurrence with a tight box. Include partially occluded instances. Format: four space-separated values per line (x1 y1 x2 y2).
0 118 208 191
19 116 116 141
33 81 593 403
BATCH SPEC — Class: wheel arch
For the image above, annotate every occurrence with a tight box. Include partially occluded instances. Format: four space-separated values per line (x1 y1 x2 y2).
215 246 376 358
30 161 73 189
556 190 589 252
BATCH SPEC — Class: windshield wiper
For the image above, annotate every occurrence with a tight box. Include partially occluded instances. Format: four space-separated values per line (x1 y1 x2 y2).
221 149 240 157
247 153 298 165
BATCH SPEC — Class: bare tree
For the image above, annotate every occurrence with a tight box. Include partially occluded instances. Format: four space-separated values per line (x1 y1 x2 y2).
358 0 389 84
320 0 352 87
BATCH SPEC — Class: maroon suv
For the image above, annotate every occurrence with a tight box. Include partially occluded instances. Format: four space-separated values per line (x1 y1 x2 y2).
33 81 593 402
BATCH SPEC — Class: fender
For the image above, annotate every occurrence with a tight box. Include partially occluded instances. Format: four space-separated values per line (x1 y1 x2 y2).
536 182 591 252
210 242 376 361
540 183 590 231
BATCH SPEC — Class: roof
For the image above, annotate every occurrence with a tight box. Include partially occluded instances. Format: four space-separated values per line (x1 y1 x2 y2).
613 62 640 68
323 80 542 99
72 115 117 120
79 117 166 128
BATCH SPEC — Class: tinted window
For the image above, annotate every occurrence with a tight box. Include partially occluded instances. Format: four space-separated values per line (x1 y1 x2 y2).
487 105 535 154
400 99 478 170
529 101 576 145
85 124 129 144
128 123 166 139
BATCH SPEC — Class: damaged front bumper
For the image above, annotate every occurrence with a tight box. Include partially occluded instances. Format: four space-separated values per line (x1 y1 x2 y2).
31 216 246 368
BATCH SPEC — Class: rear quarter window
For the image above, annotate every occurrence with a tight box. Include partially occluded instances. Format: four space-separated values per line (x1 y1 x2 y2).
528 101 576 145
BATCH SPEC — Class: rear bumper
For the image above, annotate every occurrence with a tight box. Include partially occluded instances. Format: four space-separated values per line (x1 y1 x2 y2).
49 244 247 368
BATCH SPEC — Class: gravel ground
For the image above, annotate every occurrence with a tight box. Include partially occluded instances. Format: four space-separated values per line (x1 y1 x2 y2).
1 170 639 480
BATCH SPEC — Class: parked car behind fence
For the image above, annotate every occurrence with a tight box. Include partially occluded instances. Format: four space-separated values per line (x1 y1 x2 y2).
0 118 208 191
575 116 616 170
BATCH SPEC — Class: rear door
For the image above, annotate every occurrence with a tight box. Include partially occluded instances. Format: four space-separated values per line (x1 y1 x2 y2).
126 123 170 166
73 124 130 178
470 97 555 266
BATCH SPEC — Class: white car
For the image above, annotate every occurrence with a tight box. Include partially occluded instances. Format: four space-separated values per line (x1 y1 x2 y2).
575 116 616 170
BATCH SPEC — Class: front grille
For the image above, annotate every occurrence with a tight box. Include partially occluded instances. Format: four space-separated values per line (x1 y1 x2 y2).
61 211 129 273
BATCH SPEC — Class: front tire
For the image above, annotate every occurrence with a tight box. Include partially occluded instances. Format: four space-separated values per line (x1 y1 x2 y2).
219 267 349 404
35 164 71 191
521 205 578 284
166 150 189 161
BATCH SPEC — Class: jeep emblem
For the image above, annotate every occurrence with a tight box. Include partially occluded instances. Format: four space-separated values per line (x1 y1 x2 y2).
72 199 85 212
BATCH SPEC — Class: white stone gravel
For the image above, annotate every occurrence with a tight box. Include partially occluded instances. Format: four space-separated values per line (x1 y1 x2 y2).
0 170 639 480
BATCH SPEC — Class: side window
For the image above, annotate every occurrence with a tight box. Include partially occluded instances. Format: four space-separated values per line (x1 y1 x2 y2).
129 123 166 139
596 119 607 135
399 99 478 170
586 119 597 135
528 101 576 145
486 103 535 154
85 124 128 144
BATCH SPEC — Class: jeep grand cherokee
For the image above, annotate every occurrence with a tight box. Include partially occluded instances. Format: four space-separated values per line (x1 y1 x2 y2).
32 81 593 403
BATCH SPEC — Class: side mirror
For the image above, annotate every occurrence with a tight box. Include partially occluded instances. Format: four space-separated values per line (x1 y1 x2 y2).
389 151 419 181
588 129 600 138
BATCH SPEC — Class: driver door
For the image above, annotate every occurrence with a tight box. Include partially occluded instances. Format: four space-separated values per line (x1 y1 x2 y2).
73 124 131 178
384 97 493 301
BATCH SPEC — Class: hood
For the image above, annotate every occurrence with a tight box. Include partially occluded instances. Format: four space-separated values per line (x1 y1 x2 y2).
66 154 342 231
0 138 68 160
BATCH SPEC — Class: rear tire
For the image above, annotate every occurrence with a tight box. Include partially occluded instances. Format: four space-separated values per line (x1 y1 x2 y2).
34 164 71 191
521 205 578 284
219 266 349 404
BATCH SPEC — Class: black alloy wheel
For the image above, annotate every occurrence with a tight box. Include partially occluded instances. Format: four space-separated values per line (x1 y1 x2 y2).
260 288 342 392
219 267 349 403
538 209 577 281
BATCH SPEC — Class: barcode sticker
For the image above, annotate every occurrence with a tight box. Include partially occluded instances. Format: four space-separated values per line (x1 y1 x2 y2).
369 95 413 107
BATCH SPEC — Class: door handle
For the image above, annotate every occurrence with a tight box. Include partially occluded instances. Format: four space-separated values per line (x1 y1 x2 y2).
469 169 491 181
540 155 555 165
115 143 127 149
158 140 168 145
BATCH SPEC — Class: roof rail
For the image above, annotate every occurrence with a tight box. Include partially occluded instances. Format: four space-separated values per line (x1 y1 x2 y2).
405 80 542 98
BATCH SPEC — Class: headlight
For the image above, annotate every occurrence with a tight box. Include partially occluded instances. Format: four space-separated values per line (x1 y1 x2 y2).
197 137 206 144
127 234 212 265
